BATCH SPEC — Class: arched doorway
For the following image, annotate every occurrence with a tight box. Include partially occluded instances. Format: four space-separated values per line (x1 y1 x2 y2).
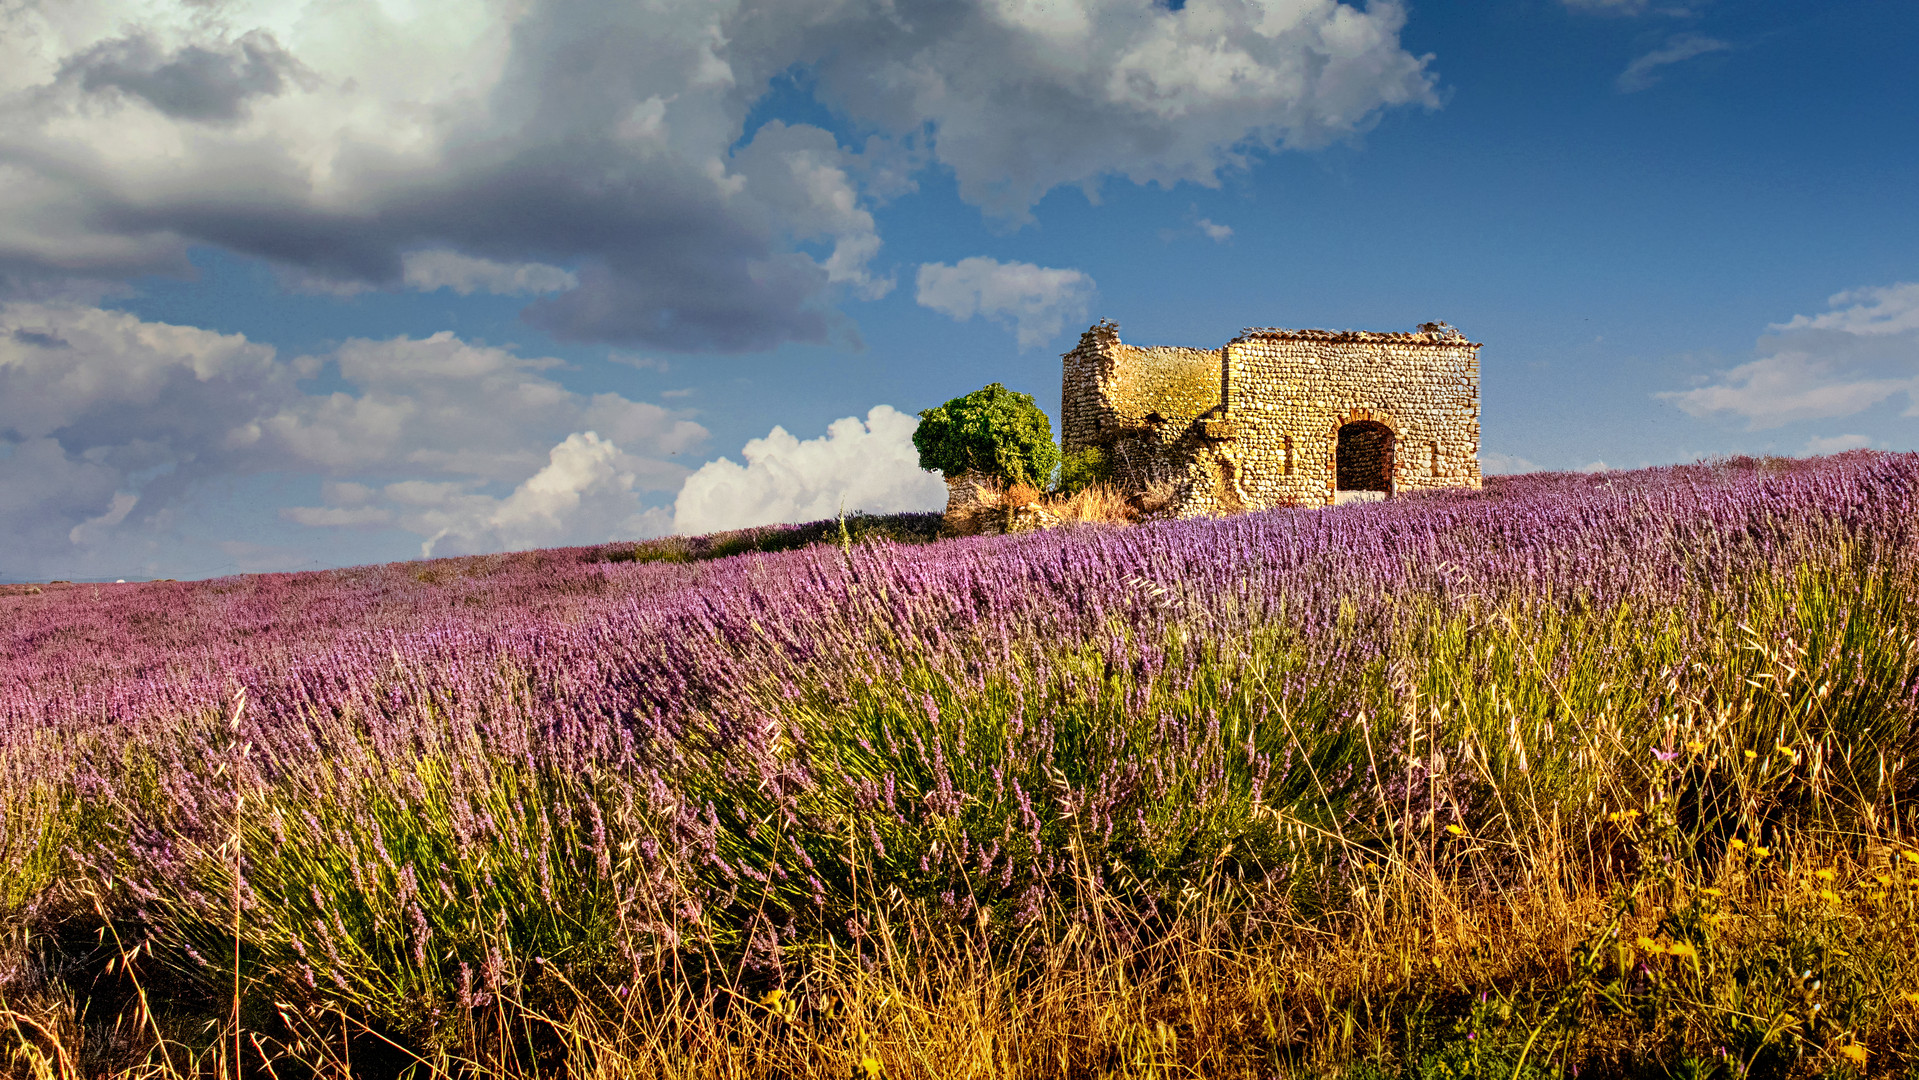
1336 420 1394 497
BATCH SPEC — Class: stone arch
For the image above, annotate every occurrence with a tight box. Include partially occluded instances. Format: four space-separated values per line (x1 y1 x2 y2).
1334 417 1396 495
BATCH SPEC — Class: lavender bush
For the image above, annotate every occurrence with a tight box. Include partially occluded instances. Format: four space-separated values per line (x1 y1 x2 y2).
4 451 1918 1072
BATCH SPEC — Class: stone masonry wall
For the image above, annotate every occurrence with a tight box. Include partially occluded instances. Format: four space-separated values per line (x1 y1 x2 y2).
1060 322 1236 508
1062 321 1480 515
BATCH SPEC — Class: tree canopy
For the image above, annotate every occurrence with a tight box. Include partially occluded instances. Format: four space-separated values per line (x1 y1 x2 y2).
913 383 1060 487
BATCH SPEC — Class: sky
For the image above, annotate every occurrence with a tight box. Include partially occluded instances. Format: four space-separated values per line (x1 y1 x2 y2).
0 0 1914 582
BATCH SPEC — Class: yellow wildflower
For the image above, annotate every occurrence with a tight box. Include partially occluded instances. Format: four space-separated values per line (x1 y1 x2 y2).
1636 936 1665 954
1754 845 1771 858
1901 991 1919 1006
1905 851 1919 865
1729 837 1748 851
857 1056 884 1079
1700 887 1724 897
1815 868 1837 882
1777 744 1796 756
1744 749 1758 760
1876 875 1892 886
1667 941 1698 960
1820 889 1842 904
1686 740 1706 754
1838 1043 1867 1067
1446 823 1466 836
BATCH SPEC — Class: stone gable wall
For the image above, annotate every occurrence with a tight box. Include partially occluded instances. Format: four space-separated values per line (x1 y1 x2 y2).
1061 321 1481 515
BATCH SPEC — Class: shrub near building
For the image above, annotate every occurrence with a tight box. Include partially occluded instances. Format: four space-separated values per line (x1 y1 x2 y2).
914 383 1069 533
912 382 1061 489
915 385 1149 533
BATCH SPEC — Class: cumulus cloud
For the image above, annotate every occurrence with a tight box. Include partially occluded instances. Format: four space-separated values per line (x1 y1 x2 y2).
1478 450 1536 475
673 406 947 534
1658 281 1919 429
60 29 311 123
1772 283 1919 337
249 331 704 478
279 505 395 528
408 432 674 557
400 250 579 296
802 0 1440 219
0 303 289 444
0 0 1436 344
916 257 1097 349
1616 34 1730 93
0 303 701 577
1804 433 1873 456
1161 206 1235 243
1196 218 1234 242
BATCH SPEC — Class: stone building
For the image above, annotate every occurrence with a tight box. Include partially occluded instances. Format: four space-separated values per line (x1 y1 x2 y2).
1060 319 1481 514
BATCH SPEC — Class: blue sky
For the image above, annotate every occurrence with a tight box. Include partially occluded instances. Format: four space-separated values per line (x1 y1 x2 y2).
1 0 1914 581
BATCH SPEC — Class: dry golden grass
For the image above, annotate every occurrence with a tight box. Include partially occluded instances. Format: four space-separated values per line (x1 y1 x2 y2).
1049 483 1133 526
944 480 1142 535
13 813 1919 1080
1001 482 1043 508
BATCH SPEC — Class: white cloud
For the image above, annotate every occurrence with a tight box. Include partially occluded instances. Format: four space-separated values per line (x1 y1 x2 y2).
1658 352 1907 428
1772 283 1919 337
0 0 1436 340
279 505 395 528
0 303 702 577
731 121 894 301
1804 433 1873 456
1579 460 1610 473
400 250 579 296
1616 34 1730 93
811 0 1440 220
68 490 137 545
0 301 298 570
1478 450 1535 475
412 432 672 556
254 331 705 479
1161 205 1234 244
607 352 670 372
673 405 946 535
1658 281 1919 429
0 302 288 440
916 257 1096 349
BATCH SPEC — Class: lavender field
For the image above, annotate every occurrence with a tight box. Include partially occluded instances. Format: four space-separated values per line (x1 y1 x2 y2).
6 452 1919 1079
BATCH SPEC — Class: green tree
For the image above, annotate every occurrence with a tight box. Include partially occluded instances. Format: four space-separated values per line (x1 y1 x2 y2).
913 383 1061 487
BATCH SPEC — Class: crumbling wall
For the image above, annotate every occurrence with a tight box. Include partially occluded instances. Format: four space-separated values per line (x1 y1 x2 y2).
1061 321 1227 503
1061 321 1481 515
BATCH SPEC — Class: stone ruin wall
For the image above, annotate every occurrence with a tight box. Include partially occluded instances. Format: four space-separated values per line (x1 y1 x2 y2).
1059 325 1240 511
1061 321 1481 515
